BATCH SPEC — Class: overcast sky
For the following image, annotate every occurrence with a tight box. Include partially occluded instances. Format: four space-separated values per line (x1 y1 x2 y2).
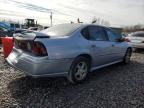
0 0 144 27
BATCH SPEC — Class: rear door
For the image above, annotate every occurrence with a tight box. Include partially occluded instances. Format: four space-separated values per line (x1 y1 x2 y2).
87 26 113 67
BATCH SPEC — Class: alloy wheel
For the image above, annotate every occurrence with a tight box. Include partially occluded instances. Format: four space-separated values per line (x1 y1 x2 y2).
74 62 88 81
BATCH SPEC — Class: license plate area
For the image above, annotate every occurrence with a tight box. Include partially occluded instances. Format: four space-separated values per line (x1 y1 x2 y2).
14 39 33 52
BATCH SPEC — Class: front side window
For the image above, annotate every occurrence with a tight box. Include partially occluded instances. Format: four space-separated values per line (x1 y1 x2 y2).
88 26 108 41
106 29 121 42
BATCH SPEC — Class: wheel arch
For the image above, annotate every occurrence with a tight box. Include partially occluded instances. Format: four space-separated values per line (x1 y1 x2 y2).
127 47 132 53
67 53 92 84
76 54 92 65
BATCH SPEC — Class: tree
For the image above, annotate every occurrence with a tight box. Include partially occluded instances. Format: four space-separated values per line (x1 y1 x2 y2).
91 17 110 26
123 24 144 33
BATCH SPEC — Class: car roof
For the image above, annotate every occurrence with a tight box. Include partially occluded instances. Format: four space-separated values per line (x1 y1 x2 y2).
55 23 108 28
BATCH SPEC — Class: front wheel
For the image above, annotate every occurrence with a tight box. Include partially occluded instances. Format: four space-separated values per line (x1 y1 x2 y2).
123 48 132 64
67 57 90 84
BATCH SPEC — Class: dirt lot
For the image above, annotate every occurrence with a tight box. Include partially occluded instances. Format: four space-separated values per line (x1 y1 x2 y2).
0 51 144 108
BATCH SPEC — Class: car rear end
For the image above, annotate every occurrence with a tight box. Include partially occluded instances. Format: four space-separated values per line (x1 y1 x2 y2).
126 31 144 49
6 31 71 77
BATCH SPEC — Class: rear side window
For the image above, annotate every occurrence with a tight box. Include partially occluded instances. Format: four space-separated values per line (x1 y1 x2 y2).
88 26 108 41
81 27 89 40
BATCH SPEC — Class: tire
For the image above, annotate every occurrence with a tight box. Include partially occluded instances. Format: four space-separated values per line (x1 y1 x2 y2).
123 48 132 64
67 56 90 84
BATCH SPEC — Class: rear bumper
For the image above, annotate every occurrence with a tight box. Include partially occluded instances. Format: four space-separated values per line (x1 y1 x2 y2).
6 50 73 78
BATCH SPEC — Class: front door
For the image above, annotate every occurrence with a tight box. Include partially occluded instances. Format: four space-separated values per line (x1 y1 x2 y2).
87 26 112 67
105 28 126 61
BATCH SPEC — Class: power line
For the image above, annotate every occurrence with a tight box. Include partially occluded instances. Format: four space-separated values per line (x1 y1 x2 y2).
4 0 71 16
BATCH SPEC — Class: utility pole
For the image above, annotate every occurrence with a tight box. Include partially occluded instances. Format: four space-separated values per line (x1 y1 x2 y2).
50 12 53 27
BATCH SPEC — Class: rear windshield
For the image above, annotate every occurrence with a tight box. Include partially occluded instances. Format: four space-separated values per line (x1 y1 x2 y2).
130 32 144 37
41 24 81 37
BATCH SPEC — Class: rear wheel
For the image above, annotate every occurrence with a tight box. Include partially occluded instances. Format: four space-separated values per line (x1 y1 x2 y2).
67 57 90 84
123 48 132 64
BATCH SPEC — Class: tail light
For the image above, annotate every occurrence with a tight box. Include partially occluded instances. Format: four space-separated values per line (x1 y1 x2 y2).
124 38 131 42
32 42 48 56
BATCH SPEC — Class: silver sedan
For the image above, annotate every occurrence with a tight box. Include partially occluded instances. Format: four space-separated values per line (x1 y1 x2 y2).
6 24 132 84
126 31 144 49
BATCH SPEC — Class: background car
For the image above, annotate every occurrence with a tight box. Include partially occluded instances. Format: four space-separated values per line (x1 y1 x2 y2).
14 29 28 34
0 27 13 44
6 24 132 84
126 31 144 49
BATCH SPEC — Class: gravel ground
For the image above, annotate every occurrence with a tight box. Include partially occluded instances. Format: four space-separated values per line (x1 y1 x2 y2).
0 50 144 108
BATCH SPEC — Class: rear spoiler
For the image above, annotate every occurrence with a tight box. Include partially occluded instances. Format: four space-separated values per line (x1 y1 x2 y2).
13 31 50 41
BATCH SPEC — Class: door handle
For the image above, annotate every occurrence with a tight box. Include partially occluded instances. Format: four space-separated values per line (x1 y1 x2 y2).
91 45 96 48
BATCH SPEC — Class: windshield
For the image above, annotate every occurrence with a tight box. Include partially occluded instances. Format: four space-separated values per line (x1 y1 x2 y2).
41 24 81 37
